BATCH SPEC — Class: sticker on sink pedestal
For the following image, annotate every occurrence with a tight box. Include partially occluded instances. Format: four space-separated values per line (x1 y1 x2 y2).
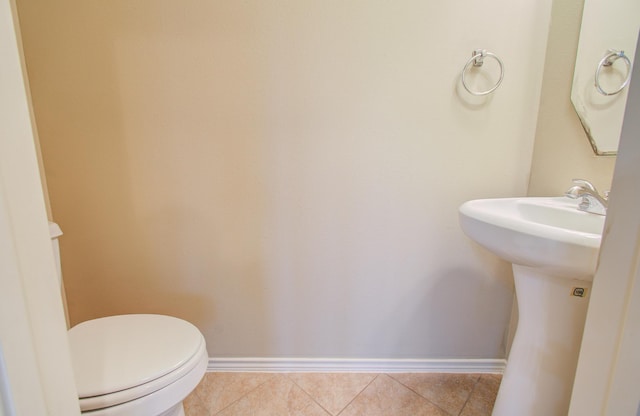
572 287 588 297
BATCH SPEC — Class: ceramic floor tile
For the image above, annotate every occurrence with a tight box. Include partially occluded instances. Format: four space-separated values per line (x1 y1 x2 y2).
288 373 377 415
459 374 502 416
390 373 480 415
194 372 274 414
184 389 211 416
338 374 449 416
216 375 331 416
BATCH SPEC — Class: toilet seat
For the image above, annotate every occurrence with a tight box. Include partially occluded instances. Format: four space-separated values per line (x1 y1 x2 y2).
69 314 207 413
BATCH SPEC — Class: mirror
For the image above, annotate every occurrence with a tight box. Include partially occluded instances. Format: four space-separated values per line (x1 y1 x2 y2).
571 0 639 155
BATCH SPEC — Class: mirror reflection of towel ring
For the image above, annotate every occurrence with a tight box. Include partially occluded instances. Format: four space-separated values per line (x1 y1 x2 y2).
461 49 504 96
595 49 632 96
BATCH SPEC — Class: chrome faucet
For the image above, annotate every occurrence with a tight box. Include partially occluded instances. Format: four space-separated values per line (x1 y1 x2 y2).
564 179 608 215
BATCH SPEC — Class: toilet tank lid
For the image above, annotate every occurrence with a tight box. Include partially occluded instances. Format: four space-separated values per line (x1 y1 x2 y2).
48 222 62 239
68 314 205 399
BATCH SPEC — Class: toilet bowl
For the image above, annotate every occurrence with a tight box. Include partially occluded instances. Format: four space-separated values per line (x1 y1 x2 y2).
69 314 208 416
49 223 208 415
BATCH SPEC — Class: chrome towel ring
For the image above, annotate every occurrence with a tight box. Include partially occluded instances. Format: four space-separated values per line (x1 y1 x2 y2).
595 49 632 96
461 49 504 96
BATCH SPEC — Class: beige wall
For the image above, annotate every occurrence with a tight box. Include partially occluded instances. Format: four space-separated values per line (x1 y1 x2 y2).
17 0 552 359
528 0 616 197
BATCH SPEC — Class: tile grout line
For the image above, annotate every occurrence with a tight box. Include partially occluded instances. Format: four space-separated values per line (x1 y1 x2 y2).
335 373 381 416
192 382 211 415
186 389 210 416
204 373 277 416
285 373 334 416
456 374 482 416
385 373 461 416
286 373 382 416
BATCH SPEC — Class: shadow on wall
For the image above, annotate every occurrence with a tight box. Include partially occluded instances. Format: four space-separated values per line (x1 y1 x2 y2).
425 266 513 357
28 0 275 355
372 262 514 359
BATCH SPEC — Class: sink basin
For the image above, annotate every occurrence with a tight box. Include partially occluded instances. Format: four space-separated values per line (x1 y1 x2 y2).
459 197 604 280
458 196 606 416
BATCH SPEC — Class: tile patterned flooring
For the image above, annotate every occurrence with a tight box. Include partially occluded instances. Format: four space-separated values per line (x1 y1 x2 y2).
184 372 501 416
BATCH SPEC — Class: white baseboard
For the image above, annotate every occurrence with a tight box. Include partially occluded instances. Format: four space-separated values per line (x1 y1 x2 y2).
207 357 506 373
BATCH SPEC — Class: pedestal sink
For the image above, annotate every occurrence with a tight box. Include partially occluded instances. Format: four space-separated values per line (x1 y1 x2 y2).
459 197 605 416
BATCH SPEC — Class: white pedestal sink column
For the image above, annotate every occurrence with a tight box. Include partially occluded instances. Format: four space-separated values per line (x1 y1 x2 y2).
458 197 604 414
492 265 591 416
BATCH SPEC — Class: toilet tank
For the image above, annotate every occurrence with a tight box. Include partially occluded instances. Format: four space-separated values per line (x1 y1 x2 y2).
48 222 63 285
48 222 70 328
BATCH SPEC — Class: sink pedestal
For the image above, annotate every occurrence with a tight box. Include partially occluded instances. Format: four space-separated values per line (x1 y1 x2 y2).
492 265 591 416
458 197 603 415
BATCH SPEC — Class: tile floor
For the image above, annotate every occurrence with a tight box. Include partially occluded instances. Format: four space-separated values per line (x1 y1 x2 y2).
184 372 501 416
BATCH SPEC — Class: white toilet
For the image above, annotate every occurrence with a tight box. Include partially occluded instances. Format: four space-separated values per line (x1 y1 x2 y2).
49 223 208 416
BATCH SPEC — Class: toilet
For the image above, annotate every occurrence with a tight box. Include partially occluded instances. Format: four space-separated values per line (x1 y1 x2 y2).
49 223 208 416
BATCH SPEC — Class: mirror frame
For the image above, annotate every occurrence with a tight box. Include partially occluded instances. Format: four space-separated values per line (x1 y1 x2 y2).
570 0 639 156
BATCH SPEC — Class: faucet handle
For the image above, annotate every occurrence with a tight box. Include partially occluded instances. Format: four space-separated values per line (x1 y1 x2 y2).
571 178 598 193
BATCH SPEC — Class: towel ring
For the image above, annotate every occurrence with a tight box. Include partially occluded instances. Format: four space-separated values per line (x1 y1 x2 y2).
595 49 632 96
461 49 504 96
